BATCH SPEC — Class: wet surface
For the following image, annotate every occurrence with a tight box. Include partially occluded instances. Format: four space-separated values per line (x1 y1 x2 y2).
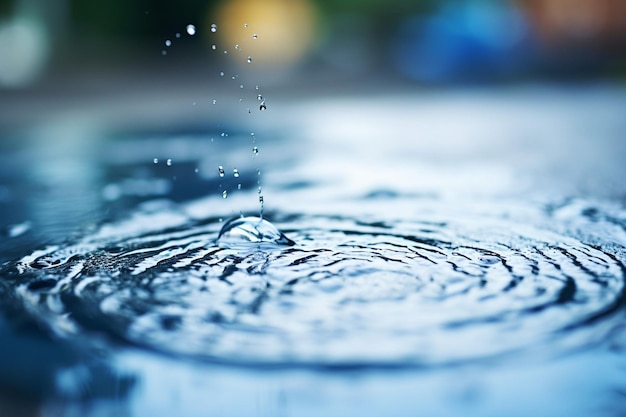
1 87 626 415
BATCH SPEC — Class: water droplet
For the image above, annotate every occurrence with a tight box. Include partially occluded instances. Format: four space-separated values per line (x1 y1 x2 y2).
220 71 224 77
217 216 295 247
166 159 172 166
247 108 251 114
240 84 244 89
186 24 196 36
161 50 167 56
211 44 216 50
252 34 258 39
247 56 252 63
232 76 236 80
233 169 240 178
238 184 242 190
235 44 240 50
222 190 228 199
255 85 259 90
218 166 225 177
259 101 267 111
194 168 199 173
213 99 217 105
223 50 228 54
175 33 181 38
153 158 159 164
252 146 259 155
192 102 196 106
165 39 172 47
210 23 217 33
244 23 248 28
257 94 263 101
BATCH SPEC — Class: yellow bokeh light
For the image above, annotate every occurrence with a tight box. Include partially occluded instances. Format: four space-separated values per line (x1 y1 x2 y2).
213 0 317 69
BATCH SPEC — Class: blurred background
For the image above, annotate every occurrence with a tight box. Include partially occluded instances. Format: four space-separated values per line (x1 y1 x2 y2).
1 0 625 89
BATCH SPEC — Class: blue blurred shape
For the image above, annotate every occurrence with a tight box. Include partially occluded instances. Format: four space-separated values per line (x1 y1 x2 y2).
391 1 532 82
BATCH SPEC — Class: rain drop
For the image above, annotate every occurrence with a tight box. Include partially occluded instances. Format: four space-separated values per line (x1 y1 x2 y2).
252 146 259 155
233 169 240 178
259 101 267 111
235 44 240 50
247 56 252 63
220 71 224 77
186 24 196 36
210 23 217 33
165 39 172 47
211 44 216 50
213 99 217 104
175 33 181 38
244 23 248 28
218 166 225 177
257 94 263 101
153 158 159 164
252 34 258 39
166 159 172 166
222 190 228 199
240 84 244 89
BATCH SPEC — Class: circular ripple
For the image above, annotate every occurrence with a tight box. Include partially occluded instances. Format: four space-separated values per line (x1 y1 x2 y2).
10 212 626 367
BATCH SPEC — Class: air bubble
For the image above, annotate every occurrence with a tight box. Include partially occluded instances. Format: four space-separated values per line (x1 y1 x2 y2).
210 23 217 33
218 166 225 177
186 24 196 35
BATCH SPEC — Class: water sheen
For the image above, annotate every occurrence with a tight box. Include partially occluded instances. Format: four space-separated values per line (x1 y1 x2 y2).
12 201 625 367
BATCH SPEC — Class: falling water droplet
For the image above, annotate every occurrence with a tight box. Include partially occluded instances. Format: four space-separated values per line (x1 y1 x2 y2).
194 168 199 173
252 146 259 155
210 23 217 33
219 71 224 77
259 101 267 111
255 85 259 90
192 102 196 106
186 24 196 36
257 94 263 101
238 184 242 190
233 169 240 178
252 34 258 39
212 44 217 50
175 33 181 38
153 158 159 164
247 56 252 63
235 44 240 50
240 85 244 89
222 190 228 199
166 159 172 166
161 50 167 56
244 23 248 28
165 40 172 47
218 166 225 177
213 99 217 105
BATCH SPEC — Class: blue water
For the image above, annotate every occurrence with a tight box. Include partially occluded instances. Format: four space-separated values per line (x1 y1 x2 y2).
1 87 626 416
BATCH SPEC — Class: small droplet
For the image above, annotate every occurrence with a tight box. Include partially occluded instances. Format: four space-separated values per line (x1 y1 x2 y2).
238 184 242 190
240 84 244 89
186 24 196 36
247 56 252 63
211 44 217 50
166 159 172 166
220 71 224 76
252 146 259 155
213 99 217 105
218 166 225 177
259 101 267 111
235 44 240 50
252 34 258 39
165 39 172 47
233 169 240 178
222 190 228 199
175 33 181 38
232 76 236 80
161 50 167 56
255 85 259 90
153 158 159 164
257 94 263 101
244 23 248 28
194 168 199 173
192 102 196 106
210 23 217 33
223 50 228 54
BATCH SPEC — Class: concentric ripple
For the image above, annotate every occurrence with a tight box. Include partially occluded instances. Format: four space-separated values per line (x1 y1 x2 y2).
9 206 626 367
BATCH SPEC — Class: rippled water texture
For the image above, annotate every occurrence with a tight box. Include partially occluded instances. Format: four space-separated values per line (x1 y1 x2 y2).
1 90 626 415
